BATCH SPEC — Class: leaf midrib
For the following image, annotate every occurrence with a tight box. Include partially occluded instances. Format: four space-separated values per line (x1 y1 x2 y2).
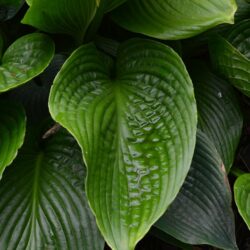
26 152 43 250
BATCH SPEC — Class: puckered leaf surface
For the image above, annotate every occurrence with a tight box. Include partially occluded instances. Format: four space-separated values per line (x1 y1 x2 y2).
49 38 197 250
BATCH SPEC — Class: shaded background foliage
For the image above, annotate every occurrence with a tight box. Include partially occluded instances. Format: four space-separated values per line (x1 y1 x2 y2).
0 0 249 250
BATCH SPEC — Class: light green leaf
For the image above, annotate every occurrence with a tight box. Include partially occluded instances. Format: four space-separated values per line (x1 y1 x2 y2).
111 0 237 40
234 174 250 230
156 131 238 250
0 33 54 93
105 0 127 12
209 20 250 96
0 127 104 250
0 101 26 179
22 0 99 40
190 62 243 171
49 38 197 250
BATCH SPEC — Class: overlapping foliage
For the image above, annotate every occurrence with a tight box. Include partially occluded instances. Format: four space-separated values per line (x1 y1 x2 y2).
0 0 249 249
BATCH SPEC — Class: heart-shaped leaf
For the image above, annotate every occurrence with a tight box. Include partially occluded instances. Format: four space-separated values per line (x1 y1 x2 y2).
234 174 250 230
190 62 243 171
0 33 54 93
0 127 104 250
209 20 250 96
22 0 99 41
0 101 26 179
111 0 237 40
49 38 197 250
155 131 238 250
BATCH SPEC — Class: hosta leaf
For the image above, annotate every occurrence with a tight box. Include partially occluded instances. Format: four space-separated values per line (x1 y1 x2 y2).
234 174 250 230
156 131 238 250
190 63 243 171
0 33 54 93
0 0 24 21
0 101 26 179
111 0 237 40
105 0 127 12
22 0 99 40
49 38 197 250
0 127 104 250
209 20 250 96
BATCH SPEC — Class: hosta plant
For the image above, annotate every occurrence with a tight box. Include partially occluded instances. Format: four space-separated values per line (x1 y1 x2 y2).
0 0 249 249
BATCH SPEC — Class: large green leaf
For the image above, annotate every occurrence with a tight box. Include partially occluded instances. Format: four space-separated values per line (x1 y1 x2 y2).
0 127 104 250
209 20 250 96
155 131 238 250
190 63 243 171
234 174 250 230
111 0 237 40
0 101 26 179
0 33 54 93
49 39 197 250
22 0 99 41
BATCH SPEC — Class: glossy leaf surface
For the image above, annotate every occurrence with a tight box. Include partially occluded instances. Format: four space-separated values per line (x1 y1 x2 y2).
22 0 99 40
0 33 54 93
49 39 197 250
209 20 250 96
0 101 26 179
156 131 238 250
0 128 104 250
234 174 250 230
111 0 237 40
190 63 243 171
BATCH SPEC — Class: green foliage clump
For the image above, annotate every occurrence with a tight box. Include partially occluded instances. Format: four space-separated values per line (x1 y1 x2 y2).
0 0 249 249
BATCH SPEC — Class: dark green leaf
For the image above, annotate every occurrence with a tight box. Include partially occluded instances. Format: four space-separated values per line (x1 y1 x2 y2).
0 127 104 250
0 101 26 179
155 131 238 250
0 0 24 21
0 33 54 93
209 20 250 96
190 62 243 171
111 0 237 40
235 0 250 22
49 38 197 250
